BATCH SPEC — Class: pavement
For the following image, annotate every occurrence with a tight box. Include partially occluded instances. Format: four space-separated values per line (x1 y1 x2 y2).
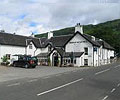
0 62 120 100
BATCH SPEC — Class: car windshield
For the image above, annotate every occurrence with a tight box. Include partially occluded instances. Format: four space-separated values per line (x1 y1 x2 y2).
18 56 31 60
31 57 37 60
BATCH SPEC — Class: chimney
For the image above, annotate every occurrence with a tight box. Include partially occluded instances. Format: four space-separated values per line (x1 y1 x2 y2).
0 30 5 33
31 32 34 37
91 36 95 41
48 31 53 39
13 32 16 35
75 23 83 34
99 39 102 41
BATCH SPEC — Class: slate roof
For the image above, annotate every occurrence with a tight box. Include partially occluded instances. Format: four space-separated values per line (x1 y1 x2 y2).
83 34 101 47
54 48 65 56
0 32 48 48
97 40 114 50
49 34 73 47
48 32 114 50
0 31 114 50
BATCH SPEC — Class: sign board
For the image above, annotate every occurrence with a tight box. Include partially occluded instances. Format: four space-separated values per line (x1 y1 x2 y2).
69 41 87 44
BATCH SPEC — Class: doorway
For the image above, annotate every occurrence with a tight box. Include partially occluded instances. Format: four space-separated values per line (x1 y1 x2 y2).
53 52 59 66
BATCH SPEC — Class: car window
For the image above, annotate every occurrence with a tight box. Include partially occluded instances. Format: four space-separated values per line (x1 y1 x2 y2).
18 56 24 60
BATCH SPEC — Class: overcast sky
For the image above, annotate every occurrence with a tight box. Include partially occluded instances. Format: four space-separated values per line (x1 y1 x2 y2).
0 0 120 36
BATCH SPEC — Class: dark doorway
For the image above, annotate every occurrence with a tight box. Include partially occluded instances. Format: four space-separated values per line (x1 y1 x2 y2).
53 53 59 66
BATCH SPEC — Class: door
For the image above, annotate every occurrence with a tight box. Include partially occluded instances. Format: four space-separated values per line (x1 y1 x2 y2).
53 52 59 66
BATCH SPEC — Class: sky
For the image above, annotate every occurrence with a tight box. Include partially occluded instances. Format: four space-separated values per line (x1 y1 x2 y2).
0 0 120 36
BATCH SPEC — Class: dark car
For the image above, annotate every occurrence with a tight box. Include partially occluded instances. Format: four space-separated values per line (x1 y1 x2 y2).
12 55 38 68
31 56 38 65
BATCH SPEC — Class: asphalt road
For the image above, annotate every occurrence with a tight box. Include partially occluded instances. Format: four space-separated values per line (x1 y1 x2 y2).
0 62 120 100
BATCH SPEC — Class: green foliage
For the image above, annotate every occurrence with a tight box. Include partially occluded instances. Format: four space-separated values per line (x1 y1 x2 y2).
48 57 51 66
35 33 48 38
35 27 75 38
35 19 120 54
2 56 8 62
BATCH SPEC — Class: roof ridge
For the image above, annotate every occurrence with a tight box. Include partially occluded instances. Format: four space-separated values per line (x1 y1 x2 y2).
52 34 73 38
0 32 39 39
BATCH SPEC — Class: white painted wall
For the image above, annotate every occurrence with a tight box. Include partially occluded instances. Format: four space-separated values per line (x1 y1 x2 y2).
66 34 92 52
35 48 41 56
93 46 99 66
26 42 36 56
65 33 93 66
74 54 84 67
0 45 25 62
41 47 48 53
0 42 43 63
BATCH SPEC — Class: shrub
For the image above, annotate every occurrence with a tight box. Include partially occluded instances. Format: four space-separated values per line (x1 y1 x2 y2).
2 56 8 62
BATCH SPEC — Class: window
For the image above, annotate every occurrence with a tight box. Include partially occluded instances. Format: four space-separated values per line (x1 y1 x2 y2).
29 43 32 49
84 59 88 66
68 59 70 63
48 45 52 52
84 47 88 55
94 47 97 52
66 59 68 63
74 58 76 64
6 54 11 60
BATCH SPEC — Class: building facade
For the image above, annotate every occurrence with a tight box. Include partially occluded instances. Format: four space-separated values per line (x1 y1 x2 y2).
0 23 115 67
37 23 115 67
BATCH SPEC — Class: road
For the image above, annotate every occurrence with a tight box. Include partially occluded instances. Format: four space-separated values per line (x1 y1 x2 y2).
0 62 120 100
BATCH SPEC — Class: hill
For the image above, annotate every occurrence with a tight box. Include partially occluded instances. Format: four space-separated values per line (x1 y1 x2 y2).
35 19 120 53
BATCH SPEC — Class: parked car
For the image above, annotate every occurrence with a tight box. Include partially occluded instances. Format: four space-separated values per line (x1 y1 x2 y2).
12 55 38 68
31 56 38 65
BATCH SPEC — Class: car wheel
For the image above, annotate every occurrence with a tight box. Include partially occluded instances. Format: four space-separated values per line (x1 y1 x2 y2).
32 66 36 68
24 64 29 68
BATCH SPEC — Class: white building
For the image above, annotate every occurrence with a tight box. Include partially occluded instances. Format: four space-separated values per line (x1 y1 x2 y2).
0 33 46 63
37 23 115 67
0 23 115 67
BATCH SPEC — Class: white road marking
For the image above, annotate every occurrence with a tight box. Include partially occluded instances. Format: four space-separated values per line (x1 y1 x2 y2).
37 78 83 96
28 79 38 83
111 88 116 93
95 69 110 75
7 83 20 87
114 65 120 68
55 74 62 77
102 95 108 100
43 76 50 79
64 72 70 74
117 83 120 87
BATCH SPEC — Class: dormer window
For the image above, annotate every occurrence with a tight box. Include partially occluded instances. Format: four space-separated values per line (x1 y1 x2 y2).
29 43 32 49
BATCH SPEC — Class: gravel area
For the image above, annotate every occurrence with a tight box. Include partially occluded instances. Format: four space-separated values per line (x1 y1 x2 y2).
0 65 88 83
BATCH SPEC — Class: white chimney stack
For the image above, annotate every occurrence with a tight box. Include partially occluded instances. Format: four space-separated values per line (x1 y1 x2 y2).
48 31 53 39
31 32 34 37
75 23 83 34
91 36 95 41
